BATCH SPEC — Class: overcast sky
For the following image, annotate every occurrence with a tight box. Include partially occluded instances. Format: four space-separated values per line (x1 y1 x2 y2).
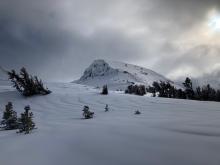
0 0 220 81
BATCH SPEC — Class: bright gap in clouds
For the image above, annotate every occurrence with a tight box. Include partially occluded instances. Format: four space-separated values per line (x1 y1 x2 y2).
208 11 220 31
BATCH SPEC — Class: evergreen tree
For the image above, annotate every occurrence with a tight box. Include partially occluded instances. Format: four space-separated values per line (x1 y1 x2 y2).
152 82 161 92
146 79 220 102
125 84 146 96
216 90 220 101
1 102 18 130
138 85 146 96
201 85 209 100
158 81 167 97
146 86 156 97
200 84 217 101
101 85 108 95
195 87 202 100
82 106 94 119
17 105 35 134
3 102 13 120
147 81 188 99
7 67 51 97
183 77 194 99
209 86 217 101
105 104 109 112
176 89 186 99
183 77 192 89
125 85 132 94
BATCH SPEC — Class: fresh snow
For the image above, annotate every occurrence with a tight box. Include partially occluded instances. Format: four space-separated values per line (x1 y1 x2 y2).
0 81 220 165
74 59 177 90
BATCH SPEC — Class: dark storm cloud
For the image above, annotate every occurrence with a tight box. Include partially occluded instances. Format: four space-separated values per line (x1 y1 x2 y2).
0 0 145 81
0 0 220 81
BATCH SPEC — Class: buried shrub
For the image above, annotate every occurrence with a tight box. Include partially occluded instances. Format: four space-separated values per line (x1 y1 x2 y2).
105 104 109 112
82 106 94 119
1 102 18 130
134 110 141 115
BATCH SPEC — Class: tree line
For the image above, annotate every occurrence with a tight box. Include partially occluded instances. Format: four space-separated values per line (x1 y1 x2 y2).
126 77 220 102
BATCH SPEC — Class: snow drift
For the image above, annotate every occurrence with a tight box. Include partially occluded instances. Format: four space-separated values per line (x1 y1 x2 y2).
0 81 220 165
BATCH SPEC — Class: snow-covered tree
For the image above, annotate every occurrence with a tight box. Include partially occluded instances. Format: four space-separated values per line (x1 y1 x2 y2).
1 102 18 130
17 105 35 134
82 106 94 119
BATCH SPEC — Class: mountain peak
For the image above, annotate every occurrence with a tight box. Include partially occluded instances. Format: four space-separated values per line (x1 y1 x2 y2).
74 59 173 90
78 59 118 81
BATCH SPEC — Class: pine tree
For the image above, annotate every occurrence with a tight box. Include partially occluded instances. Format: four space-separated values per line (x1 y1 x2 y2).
216 90 220 101
183 77 194 99
195 86 202 100
1 102 18 130
183 77 192 89
105 104 109 112
158 81 167 97
176 89 185 99
152 82 161 92
138 85 146 96
125 85 132 94
7 67 51 97
3 102 13 120
101 85 108 95
82 106 94 119
125 84 146 96
17 105 35 134
144 78 220 102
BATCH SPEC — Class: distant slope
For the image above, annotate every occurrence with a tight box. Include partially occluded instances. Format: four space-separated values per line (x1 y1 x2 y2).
74 59 175 90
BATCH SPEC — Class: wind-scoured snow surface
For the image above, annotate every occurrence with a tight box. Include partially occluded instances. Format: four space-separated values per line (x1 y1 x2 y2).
1 81 220 165
74 59 175 90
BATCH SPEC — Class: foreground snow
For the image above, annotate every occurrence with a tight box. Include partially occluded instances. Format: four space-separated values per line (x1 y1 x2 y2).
0 82 220 165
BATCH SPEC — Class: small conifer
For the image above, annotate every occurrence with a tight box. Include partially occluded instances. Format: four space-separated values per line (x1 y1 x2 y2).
105 104 109 112
1 102 18 130
101 85 108 95
82 106 94 119
17 105 35 134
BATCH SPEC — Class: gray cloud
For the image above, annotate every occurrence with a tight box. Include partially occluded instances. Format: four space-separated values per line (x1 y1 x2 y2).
0 0 220 81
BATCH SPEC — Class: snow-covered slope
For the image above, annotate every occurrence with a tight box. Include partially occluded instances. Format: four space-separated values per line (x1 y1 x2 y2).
1 82 220 165
74 59 174 90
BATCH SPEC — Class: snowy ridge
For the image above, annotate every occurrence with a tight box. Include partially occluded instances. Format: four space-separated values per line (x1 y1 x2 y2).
74 59 174 90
